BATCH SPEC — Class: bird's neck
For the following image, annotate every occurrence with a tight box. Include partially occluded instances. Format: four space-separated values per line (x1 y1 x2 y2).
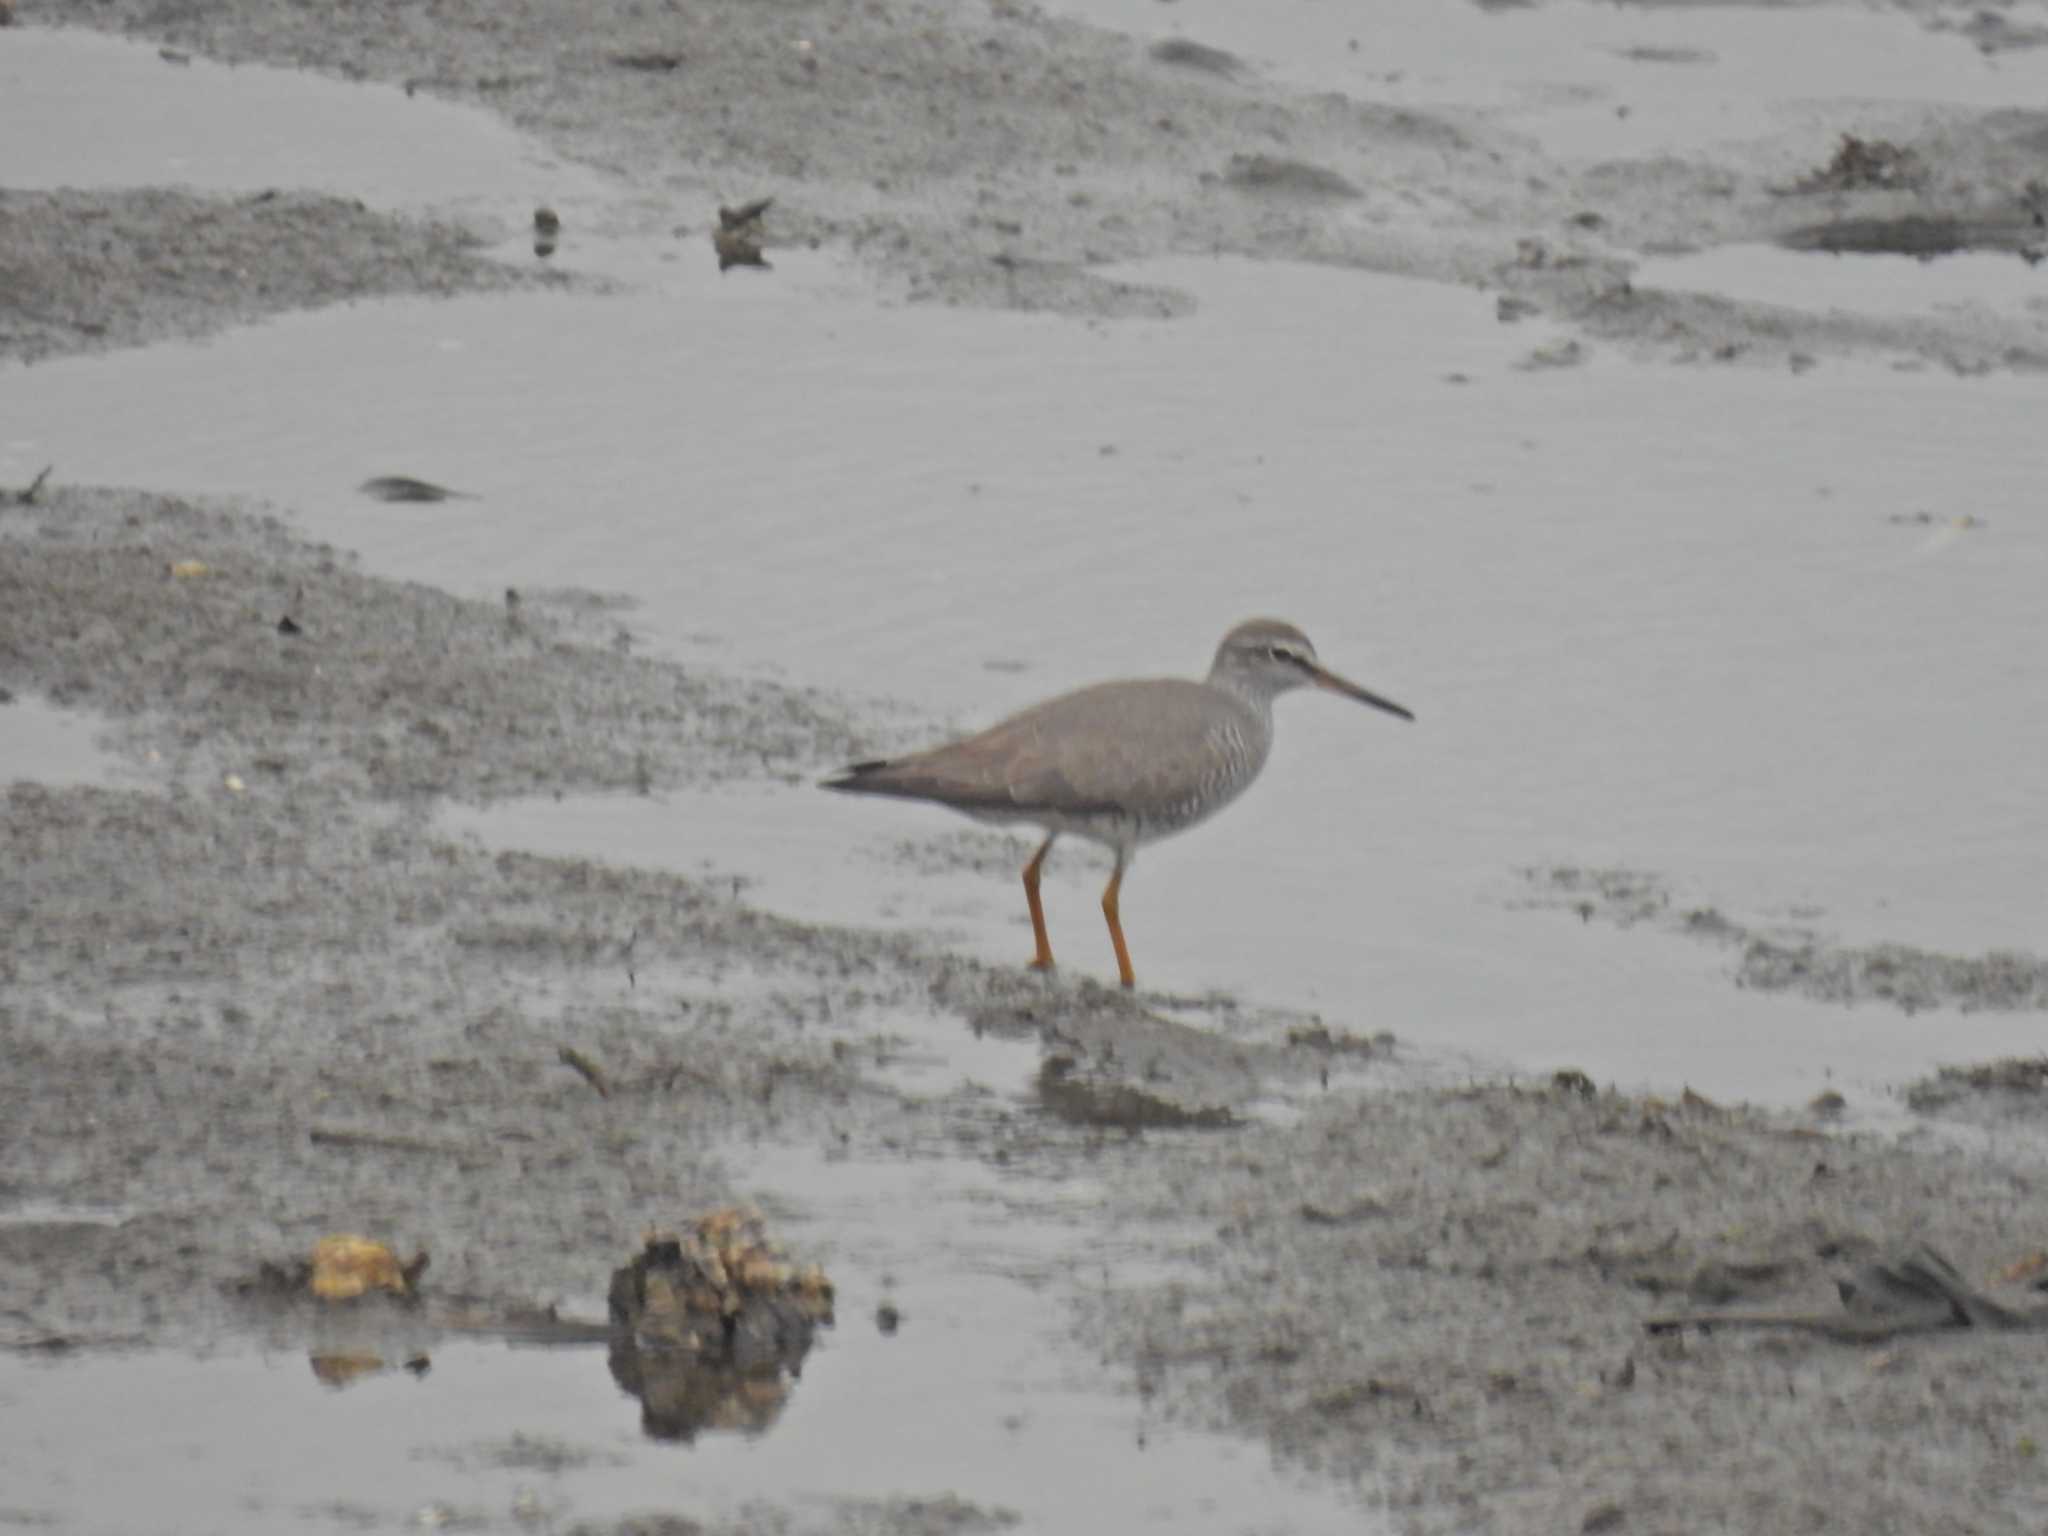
1205 670 1280 725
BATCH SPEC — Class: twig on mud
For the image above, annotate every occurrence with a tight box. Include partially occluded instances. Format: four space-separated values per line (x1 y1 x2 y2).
1645 1245 2048 1343
558 1045 612 1098
6 465 52 505
308 1124 463 1157
1644 1310 1959 1344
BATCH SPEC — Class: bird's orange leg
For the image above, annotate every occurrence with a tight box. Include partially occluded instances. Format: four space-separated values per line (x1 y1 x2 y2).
1101 859 1136 990
1022 835 1057 972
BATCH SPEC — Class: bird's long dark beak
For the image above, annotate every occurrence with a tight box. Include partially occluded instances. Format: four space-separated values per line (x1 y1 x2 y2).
1308 662 1414 722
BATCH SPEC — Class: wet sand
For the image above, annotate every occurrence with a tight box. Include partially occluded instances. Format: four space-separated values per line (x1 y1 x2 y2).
6 1 2048 1532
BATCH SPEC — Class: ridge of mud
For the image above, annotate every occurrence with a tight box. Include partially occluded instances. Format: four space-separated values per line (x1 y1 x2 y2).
0 486 863 799
1520 865 2048 1014
0 187 552 365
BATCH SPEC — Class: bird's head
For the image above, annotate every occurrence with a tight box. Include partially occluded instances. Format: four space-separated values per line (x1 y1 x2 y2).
1209 618 1413 720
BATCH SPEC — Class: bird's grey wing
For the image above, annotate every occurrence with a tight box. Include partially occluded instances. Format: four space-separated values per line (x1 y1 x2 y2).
969 681 1242 814
1052 682 1256 811
827 680 1249 816
853 696 1128 814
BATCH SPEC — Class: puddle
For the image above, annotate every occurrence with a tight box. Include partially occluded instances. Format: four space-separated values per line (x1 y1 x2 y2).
0 694 123 789
0 1139 1376 1534
1640 244 2048 325
0 29 608 218
1055 0 2048 159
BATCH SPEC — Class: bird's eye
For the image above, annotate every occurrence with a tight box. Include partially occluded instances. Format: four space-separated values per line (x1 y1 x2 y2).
1268 645 1294 664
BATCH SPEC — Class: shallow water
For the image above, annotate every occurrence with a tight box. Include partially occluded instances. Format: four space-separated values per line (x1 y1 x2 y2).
0 1137 1372 1535
0 694 123 789
0 29 605 215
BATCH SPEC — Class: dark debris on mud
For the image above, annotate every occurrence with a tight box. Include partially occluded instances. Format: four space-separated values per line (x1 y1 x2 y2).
1786 134 1929 195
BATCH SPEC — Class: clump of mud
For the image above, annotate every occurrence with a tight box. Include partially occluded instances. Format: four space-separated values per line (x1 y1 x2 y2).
606 1210 834 1441
608 1208 833 1358
1788 134 1927 194
1147 37 1245 79
1219 154 1362 200
1035 1054 1235 1131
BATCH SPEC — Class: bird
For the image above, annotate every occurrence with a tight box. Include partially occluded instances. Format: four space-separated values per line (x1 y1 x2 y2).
713 198 774 271
822 618 1413 989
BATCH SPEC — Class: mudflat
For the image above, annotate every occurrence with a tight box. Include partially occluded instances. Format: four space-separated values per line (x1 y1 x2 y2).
5 2 2048 1533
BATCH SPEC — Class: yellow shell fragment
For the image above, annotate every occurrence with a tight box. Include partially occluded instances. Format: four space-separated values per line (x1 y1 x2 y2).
167 559 209 579
308 1234 411 1300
